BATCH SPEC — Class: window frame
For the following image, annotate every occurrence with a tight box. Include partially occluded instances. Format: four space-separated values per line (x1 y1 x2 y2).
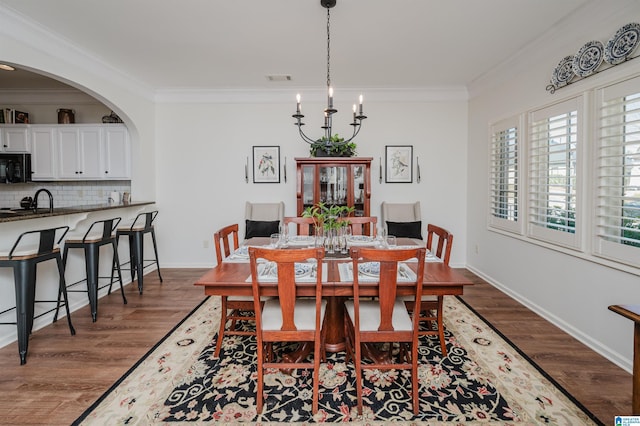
593 76 640 268
527 96 584 251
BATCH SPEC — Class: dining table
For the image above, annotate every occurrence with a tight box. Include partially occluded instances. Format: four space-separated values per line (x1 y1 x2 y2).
194 236 473 353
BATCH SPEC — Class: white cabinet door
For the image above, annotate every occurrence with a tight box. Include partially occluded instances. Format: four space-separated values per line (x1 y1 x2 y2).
30 127 56 180
103 126 130 179
1 126 30 152
57 126 103 179
57 128 82 178
79 127 102 179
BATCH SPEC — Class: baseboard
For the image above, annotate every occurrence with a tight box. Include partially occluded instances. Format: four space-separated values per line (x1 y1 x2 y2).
465 265 633 374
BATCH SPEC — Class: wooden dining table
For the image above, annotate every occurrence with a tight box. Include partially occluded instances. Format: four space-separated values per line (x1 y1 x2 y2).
194 237 473 353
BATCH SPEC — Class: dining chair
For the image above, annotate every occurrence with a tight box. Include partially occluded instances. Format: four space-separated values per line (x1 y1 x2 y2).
283 216 315 236
405 224 453 356
339 216 377 237
213 223 256 358
249 246 326 415
345 246 426 415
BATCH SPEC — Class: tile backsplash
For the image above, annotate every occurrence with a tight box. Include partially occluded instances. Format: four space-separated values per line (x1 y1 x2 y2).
0 181 131 209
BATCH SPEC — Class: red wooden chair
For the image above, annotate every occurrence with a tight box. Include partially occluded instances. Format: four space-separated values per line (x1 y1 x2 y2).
345 246 426 415
249 246 326 414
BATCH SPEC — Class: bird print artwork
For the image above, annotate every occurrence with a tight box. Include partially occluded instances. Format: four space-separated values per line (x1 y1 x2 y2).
391 150 409 178
258 153 275 176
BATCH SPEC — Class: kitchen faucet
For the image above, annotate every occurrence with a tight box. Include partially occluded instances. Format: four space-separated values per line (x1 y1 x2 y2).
33 188 54 213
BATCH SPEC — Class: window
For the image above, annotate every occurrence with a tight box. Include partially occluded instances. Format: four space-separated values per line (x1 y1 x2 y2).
489 116 522 233
528 97 583 249
595 76 640 267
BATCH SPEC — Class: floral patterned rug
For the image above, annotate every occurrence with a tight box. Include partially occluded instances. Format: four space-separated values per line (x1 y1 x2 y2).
74 296 602 425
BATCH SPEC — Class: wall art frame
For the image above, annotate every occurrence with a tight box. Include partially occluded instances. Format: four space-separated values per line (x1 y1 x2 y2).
385 145 413 183
252 146 280 183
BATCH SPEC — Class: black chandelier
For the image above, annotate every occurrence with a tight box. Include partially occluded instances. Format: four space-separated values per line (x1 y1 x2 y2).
292 0 367 145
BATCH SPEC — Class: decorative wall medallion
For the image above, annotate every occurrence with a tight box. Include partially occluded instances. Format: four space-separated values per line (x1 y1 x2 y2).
604 22 640 65
551 56 575 87
572 40 604 77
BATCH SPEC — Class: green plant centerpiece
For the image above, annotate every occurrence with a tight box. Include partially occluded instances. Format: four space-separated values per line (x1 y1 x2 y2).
302 202 354 231
309 134 357 157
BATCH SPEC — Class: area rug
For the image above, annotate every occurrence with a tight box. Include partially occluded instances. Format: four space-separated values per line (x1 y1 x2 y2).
74 296 603 425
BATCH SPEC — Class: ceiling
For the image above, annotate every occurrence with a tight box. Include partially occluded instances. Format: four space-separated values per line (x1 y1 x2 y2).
0 0 590 92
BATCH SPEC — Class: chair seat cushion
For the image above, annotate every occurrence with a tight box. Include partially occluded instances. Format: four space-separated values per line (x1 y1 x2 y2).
345 299 413 331
262 298 326 331
386 221 422 240
245 220 280 239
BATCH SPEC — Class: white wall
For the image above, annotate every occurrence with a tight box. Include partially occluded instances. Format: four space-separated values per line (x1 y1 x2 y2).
466 0 640 372
154 93 468 268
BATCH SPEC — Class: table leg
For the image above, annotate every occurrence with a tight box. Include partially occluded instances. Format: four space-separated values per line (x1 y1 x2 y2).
324 296 345 353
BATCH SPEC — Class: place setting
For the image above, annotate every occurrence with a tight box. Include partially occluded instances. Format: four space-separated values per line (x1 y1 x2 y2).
338 260 417 282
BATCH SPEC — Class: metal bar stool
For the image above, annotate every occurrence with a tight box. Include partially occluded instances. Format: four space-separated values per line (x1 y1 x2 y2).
0 226 75 365
111 211 162 294
56 218 127 322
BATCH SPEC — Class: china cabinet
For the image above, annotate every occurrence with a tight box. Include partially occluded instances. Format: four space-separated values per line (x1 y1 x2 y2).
295 157 372 217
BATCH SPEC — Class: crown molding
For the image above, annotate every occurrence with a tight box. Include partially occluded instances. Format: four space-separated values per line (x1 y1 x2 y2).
154 86 469 104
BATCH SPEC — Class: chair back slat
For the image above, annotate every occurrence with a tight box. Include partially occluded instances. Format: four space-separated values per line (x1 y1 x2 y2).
130 211 158 232
8 226 69 259
249 247 324 333
283 216 315 236
213 224 239 264
426 224 453 265
350 246 426 332
339 216 377 237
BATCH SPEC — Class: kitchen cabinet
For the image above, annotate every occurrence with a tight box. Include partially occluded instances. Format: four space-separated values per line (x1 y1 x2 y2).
1 125 30 152
29 124 131 181
57 126 102 179
295 157 372 217
102 125 130 179
30 126 56 180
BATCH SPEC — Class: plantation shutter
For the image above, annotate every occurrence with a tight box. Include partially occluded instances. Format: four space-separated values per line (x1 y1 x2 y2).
528 97 582 249
594 76 640 267
489 116 522 234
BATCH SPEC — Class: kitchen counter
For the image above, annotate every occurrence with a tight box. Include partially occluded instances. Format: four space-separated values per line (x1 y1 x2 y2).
0 201 155 223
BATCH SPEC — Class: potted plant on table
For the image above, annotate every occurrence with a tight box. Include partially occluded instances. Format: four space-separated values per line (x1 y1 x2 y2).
303 202 354 253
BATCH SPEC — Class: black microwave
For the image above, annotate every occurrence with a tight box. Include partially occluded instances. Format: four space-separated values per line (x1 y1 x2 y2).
0 153 32 183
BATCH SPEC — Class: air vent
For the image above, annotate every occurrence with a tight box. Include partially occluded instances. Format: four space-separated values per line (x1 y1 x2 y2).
266 75 292 82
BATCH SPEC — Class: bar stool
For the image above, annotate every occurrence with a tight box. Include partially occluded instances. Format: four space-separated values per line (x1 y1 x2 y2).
0 227 75 365
56 218 127 322
111 211 162 294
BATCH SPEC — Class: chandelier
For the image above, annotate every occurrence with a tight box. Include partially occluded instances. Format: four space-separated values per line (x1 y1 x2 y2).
292 0 367 146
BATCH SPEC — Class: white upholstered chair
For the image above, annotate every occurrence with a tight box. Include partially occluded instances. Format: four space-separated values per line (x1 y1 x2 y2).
380 201 422 234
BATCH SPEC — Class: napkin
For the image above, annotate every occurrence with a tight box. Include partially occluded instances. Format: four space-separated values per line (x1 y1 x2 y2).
246 262 328 283
337 262 417 282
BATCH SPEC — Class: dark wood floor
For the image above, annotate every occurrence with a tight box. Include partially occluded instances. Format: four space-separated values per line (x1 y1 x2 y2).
0 268 631 425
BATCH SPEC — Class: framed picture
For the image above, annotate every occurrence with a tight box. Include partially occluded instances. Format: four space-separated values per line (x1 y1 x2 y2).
385 145 413 183
253 146 280 183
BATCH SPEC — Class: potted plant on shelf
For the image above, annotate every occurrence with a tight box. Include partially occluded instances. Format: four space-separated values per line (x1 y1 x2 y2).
310 134 357 157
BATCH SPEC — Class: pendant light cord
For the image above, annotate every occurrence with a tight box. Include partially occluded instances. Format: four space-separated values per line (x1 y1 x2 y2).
326 7 331 90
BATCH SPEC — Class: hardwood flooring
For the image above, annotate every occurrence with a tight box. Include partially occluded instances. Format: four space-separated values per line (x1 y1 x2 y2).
0 268 631 425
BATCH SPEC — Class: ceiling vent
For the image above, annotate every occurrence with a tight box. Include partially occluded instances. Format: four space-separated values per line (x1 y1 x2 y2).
266 75 292 82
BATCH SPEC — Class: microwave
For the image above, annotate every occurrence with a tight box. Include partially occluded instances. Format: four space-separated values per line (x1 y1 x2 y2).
0 153 32 183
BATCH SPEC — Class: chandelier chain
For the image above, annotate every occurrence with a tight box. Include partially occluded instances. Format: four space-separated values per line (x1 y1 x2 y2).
326 7 331 89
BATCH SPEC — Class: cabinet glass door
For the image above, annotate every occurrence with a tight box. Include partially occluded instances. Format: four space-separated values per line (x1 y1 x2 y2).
353 165 365 216
319 165 348 206
302 165 315 209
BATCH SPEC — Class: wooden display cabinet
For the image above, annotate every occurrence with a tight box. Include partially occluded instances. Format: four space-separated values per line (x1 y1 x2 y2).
295 157 372 217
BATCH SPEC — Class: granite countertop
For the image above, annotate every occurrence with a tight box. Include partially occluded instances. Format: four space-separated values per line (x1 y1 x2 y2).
0 201 155 223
